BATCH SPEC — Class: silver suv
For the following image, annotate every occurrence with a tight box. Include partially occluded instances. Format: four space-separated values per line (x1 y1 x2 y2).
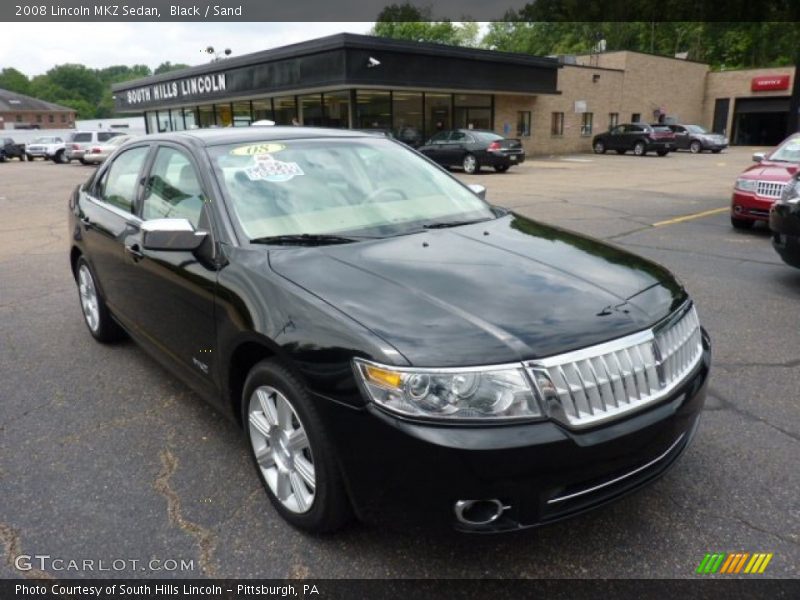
65 131 124 164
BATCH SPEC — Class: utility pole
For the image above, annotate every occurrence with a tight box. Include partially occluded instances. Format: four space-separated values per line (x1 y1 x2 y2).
788 56 800 136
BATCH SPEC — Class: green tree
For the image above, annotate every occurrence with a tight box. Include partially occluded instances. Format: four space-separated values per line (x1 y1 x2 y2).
154 61 191 75
371 3 478 46
0 68 31 94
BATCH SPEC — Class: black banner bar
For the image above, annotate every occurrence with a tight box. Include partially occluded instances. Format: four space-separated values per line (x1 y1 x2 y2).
2 579 798 600
2 0 800 22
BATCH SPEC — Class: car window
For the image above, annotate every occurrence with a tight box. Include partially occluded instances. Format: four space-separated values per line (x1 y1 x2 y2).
472 131 503 142
73 133 92 142
429 132 449 144
449 131 468 142
686 125 707 134
610 126 625 135
209 137 493 240
96 146 149 214
652 126 671 133
97 132 116 142
142 147 205 228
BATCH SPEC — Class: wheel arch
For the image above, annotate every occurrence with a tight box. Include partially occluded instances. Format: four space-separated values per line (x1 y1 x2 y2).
227 336 285 427
69 246 82 281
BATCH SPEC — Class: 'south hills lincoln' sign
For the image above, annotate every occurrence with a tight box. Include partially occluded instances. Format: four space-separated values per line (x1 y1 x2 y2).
123 73 228 106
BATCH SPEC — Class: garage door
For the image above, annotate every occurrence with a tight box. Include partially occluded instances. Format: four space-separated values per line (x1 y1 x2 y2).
732 96 790 145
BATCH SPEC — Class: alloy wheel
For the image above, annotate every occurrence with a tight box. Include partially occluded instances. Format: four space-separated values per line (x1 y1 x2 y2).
248 386 316 514
690 141 702 153
78 264 100 332
463 154 477 174
634 142 645 156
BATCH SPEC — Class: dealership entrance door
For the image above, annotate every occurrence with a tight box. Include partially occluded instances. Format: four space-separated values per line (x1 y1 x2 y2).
732 97 790 145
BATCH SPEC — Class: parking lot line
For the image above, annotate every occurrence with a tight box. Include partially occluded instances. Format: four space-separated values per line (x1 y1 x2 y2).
652 207 729 227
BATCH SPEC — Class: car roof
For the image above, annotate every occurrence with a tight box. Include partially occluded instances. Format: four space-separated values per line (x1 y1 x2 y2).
146 127 375 147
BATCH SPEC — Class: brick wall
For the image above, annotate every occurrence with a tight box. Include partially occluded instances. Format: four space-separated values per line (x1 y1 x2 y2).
0 111 76 129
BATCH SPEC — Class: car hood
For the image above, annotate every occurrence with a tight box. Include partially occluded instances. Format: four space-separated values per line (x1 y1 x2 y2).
269 214 686 367
739 161 799 181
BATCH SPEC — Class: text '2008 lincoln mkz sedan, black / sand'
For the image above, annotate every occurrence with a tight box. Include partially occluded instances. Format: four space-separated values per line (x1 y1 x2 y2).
68 128 710 533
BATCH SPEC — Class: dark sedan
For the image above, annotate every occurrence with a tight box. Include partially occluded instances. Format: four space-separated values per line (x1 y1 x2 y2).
418 129 525 173
662 124 728 154
770 173 800 268
69 128 709 533
593 123 675 156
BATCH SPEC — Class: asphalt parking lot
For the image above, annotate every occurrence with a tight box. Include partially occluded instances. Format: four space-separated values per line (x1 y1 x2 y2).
1 147 798 579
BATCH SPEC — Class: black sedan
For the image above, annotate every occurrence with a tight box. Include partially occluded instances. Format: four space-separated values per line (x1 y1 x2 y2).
770 173 800 268
418 129 525 173
69 128 709 533
662 124 728 154
593 123 675 156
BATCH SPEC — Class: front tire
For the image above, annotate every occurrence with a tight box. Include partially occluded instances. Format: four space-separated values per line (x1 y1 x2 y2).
656 150 669 156
462 153 479 174
634 141 646 156
593 140 606 154
731 216 755 230
494 164 509 173
54 150 67 164
26 153 34 161
243 359 351 533
690 140 702 154
75 257 125 342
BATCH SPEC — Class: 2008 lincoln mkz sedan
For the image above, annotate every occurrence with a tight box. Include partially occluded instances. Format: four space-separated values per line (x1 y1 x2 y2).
68 128 710 533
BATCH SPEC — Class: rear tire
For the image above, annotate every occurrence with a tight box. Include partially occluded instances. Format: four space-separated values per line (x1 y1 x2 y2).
656 150 669 157
731 216 755 230
54 150 67 164
712 149 722 154
79 158 89 165
243 359 352 533
26 153 34 161
494 164 509 173
593 141 606 154
634 141 646 156
75 257 125 343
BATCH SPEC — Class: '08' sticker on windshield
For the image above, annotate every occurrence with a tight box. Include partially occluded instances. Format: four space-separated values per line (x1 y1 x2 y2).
244 153 304 183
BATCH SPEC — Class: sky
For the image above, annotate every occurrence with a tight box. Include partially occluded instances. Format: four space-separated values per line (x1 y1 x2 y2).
0 22 375 77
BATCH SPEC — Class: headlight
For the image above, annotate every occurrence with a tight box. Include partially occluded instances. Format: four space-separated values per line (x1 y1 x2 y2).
735 178 757 192
780 178 800 204
353 359 543 421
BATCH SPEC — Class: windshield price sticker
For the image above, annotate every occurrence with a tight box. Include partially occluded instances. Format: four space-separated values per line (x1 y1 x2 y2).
244 154 304 182
231 143 286 156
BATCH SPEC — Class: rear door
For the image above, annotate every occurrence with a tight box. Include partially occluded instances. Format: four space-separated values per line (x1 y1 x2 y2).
78 144 152 325
121 143 219 388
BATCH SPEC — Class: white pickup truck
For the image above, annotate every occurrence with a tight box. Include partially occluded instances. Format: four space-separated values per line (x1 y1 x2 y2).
25 136 67 163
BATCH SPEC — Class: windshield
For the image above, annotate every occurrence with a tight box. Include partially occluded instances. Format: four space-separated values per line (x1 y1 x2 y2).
208 137 494 240
769 136 800 162
686 125 708 134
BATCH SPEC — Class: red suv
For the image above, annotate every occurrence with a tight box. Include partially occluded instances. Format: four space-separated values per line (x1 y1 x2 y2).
731 134 800 229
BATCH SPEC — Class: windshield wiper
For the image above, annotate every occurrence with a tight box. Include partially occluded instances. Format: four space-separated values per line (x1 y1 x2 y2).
422 218 492 230
250 233 371 246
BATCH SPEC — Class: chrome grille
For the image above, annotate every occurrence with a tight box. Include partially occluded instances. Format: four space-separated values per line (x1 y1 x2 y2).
528 306 702 429
756 181 785 198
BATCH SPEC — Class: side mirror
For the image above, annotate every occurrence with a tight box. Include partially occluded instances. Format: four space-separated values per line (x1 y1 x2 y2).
752 152 766 163
468 183 487 200
141 218 207 251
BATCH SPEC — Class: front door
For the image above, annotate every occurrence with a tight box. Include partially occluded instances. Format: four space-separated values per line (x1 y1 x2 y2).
122 144 219 389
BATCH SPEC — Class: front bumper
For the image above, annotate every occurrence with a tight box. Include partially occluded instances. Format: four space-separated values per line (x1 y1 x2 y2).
731 190 775 222
770 202 800 268
321 330 710 532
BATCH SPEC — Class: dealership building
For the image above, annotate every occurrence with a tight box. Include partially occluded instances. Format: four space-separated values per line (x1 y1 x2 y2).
113 33 796 153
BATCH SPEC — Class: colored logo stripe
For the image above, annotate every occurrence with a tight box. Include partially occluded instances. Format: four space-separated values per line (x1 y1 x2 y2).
697 553 773 574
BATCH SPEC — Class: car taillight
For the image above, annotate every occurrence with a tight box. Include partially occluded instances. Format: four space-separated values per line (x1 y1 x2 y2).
71 144 80 150
90 147 101 154
487 142 501 151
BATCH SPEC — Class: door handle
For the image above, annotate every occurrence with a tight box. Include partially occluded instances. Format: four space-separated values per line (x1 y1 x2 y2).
125 242 144 260
80 216 92 228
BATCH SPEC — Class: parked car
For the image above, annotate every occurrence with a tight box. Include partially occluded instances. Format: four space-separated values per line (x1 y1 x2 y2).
0 137 26 162
661 124 728 154
69 128 709 533
25 136 67 162
65 130 125 164
730 133 800 229
592 123 675 156
418 129 525 173
769 172 800 268
81 135 135 165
